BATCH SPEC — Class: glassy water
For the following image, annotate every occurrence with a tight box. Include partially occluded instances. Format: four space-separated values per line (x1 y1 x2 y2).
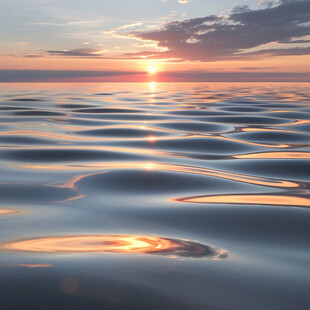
0 83 309 310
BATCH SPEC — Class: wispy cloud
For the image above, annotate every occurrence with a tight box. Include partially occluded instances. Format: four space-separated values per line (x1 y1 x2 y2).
46 48 106 57
102 22 143 35
160 0 190 3
27 20 107 27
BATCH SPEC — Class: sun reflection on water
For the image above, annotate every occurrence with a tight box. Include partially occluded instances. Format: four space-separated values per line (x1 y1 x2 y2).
2 235 228 259
175 194 310 208
0 209 24 216
150 81 156 92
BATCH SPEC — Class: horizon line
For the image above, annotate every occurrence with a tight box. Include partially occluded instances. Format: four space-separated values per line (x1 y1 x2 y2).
0 69 309 83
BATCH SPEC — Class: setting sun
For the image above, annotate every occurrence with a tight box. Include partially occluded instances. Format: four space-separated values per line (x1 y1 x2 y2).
149 66 157 74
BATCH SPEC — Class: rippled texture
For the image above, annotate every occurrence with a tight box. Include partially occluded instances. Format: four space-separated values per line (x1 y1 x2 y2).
0 83 309 310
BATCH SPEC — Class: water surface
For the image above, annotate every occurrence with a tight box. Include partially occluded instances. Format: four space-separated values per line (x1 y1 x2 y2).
0 83 309 310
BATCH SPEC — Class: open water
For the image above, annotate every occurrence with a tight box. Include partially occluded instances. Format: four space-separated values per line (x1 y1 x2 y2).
0 82 309 310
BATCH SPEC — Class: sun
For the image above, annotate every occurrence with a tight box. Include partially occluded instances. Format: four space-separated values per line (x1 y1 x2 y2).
149 66 157 74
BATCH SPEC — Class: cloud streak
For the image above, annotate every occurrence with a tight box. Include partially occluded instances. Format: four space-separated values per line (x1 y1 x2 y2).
47 48 106 57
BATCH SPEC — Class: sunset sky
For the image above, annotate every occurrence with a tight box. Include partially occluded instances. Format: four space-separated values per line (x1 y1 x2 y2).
0 0 309 82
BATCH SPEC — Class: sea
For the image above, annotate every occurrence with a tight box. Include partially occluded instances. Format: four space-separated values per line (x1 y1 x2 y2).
0 82 309 310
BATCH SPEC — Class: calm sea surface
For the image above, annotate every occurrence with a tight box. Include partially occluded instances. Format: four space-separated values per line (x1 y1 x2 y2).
0 83 309 310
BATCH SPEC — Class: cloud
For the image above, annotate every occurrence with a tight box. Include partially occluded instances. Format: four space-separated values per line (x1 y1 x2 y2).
125 0 310 62
239 66 278 70
244 46 310 57
102 22 143 35
160 0 190 3
47 48 106 58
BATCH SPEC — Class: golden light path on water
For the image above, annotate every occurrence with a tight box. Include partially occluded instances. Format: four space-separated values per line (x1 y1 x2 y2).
234 152 310 159
175 194 310 207
0 209 23 216
2 235 228 259
4 264 52 268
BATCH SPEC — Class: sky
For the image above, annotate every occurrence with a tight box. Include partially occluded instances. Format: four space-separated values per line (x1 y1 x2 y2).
0 0 309 82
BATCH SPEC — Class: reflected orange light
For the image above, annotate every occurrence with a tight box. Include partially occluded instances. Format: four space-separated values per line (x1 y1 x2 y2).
2 235 227 259
56 194 86 203
0 209 23 216
145 162 154 170
51 172 108 190
0 130 98 141
176 194 310 207
3 235 173 253
234 152 310 159
6 145 165 158
0 128 171 142
272 119 310 127
217 135 290 148
5 263 52 268
147 135 157 142
241 127 310 136
18 161 299 188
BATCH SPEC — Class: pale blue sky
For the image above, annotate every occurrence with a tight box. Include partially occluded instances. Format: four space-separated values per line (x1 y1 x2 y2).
0 0 260 54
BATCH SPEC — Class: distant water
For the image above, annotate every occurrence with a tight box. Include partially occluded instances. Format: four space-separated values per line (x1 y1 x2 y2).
0 83 309 310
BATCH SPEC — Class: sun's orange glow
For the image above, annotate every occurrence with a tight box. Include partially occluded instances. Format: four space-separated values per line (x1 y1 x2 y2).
149 66 157 74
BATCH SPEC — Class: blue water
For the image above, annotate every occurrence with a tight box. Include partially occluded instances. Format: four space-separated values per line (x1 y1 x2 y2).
0 82 309 310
